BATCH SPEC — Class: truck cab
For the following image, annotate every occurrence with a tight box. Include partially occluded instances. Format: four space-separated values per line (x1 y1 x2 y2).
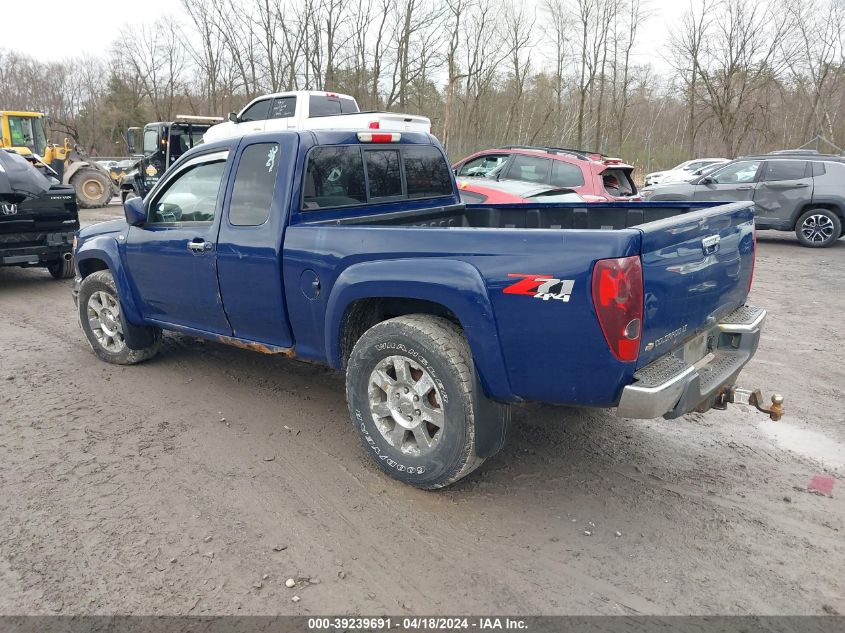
121 116 223 201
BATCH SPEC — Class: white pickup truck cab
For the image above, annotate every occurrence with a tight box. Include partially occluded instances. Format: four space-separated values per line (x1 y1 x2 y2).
203 91 431 143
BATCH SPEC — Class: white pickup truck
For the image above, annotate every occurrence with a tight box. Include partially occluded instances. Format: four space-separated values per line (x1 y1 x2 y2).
203 91 431 143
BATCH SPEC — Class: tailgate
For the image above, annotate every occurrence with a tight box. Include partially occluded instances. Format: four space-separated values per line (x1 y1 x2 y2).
372 113 430 132
635 201 755 368
0 186 79 236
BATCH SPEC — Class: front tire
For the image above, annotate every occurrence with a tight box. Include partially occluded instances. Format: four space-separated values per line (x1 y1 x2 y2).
77 270 162 364
345 315 492 489
70 169 113 208
795 208 842 247
47 257 74 279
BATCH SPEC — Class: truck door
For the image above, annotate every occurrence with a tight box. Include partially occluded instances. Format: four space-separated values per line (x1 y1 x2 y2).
216 136 296 348
752 160 812 229
692 160 761 203
235 98 272 135
263 96 298 133
124 150 232 333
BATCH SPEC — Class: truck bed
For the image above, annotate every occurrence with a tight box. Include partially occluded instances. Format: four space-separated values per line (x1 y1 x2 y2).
308 200 727 231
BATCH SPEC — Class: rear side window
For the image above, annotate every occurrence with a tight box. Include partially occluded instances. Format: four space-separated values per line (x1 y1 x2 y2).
229 143 279 226
404 146 453 198
269 97 295 119
550 161 585 188
240 99 271 122
309 95 358 117
762 160 808 181
811 162 826 177
505 156 551 183
303 145 453 210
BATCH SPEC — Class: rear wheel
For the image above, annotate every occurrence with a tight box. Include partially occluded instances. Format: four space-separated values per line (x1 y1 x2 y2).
345 315 497 489
70 169 113 208
795 208 841 248
47 257 74 279
78 270 162 364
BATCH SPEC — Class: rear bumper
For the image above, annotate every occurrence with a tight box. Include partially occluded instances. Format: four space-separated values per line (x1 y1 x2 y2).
616 305 765 419
0 232 74 266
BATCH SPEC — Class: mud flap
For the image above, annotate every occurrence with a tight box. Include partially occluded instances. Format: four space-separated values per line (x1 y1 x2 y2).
119 308 159 350
473 369 511 458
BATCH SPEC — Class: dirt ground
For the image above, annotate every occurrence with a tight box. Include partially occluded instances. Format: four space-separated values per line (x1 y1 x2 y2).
0 204 843 616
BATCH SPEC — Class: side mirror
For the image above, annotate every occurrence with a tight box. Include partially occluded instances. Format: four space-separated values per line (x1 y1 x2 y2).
123 195 146 226
228 112 239 123
700 176 715 185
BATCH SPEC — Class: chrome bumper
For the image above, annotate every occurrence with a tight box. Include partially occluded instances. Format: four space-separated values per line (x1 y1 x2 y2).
617 305 766 419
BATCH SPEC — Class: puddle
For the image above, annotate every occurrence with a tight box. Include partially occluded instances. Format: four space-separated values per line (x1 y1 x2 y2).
758 422 845 471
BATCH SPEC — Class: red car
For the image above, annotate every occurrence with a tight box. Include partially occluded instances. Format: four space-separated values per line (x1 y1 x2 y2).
456 178 585 204
452 145 639 202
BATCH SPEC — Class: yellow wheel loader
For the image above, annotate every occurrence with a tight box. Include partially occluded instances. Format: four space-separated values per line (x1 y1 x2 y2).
0 111 116 208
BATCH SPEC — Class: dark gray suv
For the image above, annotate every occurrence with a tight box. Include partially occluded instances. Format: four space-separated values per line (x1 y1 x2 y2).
641 154 845 247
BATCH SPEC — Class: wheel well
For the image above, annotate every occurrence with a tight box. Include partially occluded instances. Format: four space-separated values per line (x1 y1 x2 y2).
77 258 109 278
795 203 844 227
340 298 460 368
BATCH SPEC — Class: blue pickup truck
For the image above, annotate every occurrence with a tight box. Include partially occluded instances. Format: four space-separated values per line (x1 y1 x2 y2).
72 130 777 489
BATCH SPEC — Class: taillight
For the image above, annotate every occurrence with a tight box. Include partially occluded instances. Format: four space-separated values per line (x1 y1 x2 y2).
368 121 380 129
748 226 756 293
591 256 644 362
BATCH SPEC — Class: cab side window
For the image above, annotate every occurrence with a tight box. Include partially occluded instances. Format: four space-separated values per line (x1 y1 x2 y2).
709 161 761 184
150 160 226 224
458 154 508 177
240 99 271 123
229 144 279 226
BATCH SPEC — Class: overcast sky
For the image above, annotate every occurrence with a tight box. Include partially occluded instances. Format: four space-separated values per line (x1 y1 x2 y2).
3 0 688 72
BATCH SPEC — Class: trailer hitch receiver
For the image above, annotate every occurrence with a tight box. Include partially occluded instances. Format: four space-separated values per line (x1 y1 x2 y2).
714 387 784 421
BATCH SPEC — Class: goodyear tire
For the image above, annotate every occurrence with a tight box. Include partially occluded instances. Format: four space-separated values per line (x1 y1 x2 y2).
795 208 842 248
47 257 74 279
78 270 162 365
70 169 113 208
345 315 493 489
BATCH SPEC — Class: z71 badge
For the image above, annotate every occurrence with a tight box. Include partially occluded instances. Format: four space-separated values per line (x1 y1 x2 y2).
503 274 575 302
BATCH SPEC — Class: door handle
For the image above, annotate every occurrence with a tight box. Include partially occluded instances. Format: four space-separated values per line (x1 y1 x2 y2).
736 185 753 190
187 240 212 254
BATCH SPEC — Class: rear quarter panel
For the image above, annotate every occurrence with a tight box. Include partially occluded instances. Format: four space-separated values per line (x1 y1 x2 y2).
284 223 641 406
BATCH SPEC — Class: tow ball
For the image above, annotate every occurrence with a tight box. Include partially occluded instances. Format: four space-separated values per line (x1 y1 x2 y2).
714 387 785 421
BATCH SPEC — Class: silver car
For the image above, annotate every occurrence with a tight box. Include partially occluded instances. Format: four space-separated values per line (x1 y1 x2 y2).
640 154 845 247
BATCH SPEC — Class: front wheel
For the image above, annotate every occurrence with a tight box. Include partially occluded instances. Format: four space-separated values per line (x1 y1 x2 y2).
77 270 162 364
345 315 496 489
795 208 842 247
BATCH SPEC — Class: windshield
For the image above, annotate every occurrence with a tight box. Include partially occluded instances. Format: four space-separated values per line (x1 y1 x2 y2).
7 115 47 155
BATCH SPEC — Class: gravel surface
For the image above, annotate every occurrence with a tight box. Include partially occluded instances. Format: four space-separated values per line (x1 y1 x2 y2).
0 205 842 615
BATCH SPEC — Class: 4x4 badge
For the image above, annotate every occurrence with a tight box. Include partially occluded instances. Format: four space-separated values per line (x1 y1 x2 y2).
503 274 574 302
